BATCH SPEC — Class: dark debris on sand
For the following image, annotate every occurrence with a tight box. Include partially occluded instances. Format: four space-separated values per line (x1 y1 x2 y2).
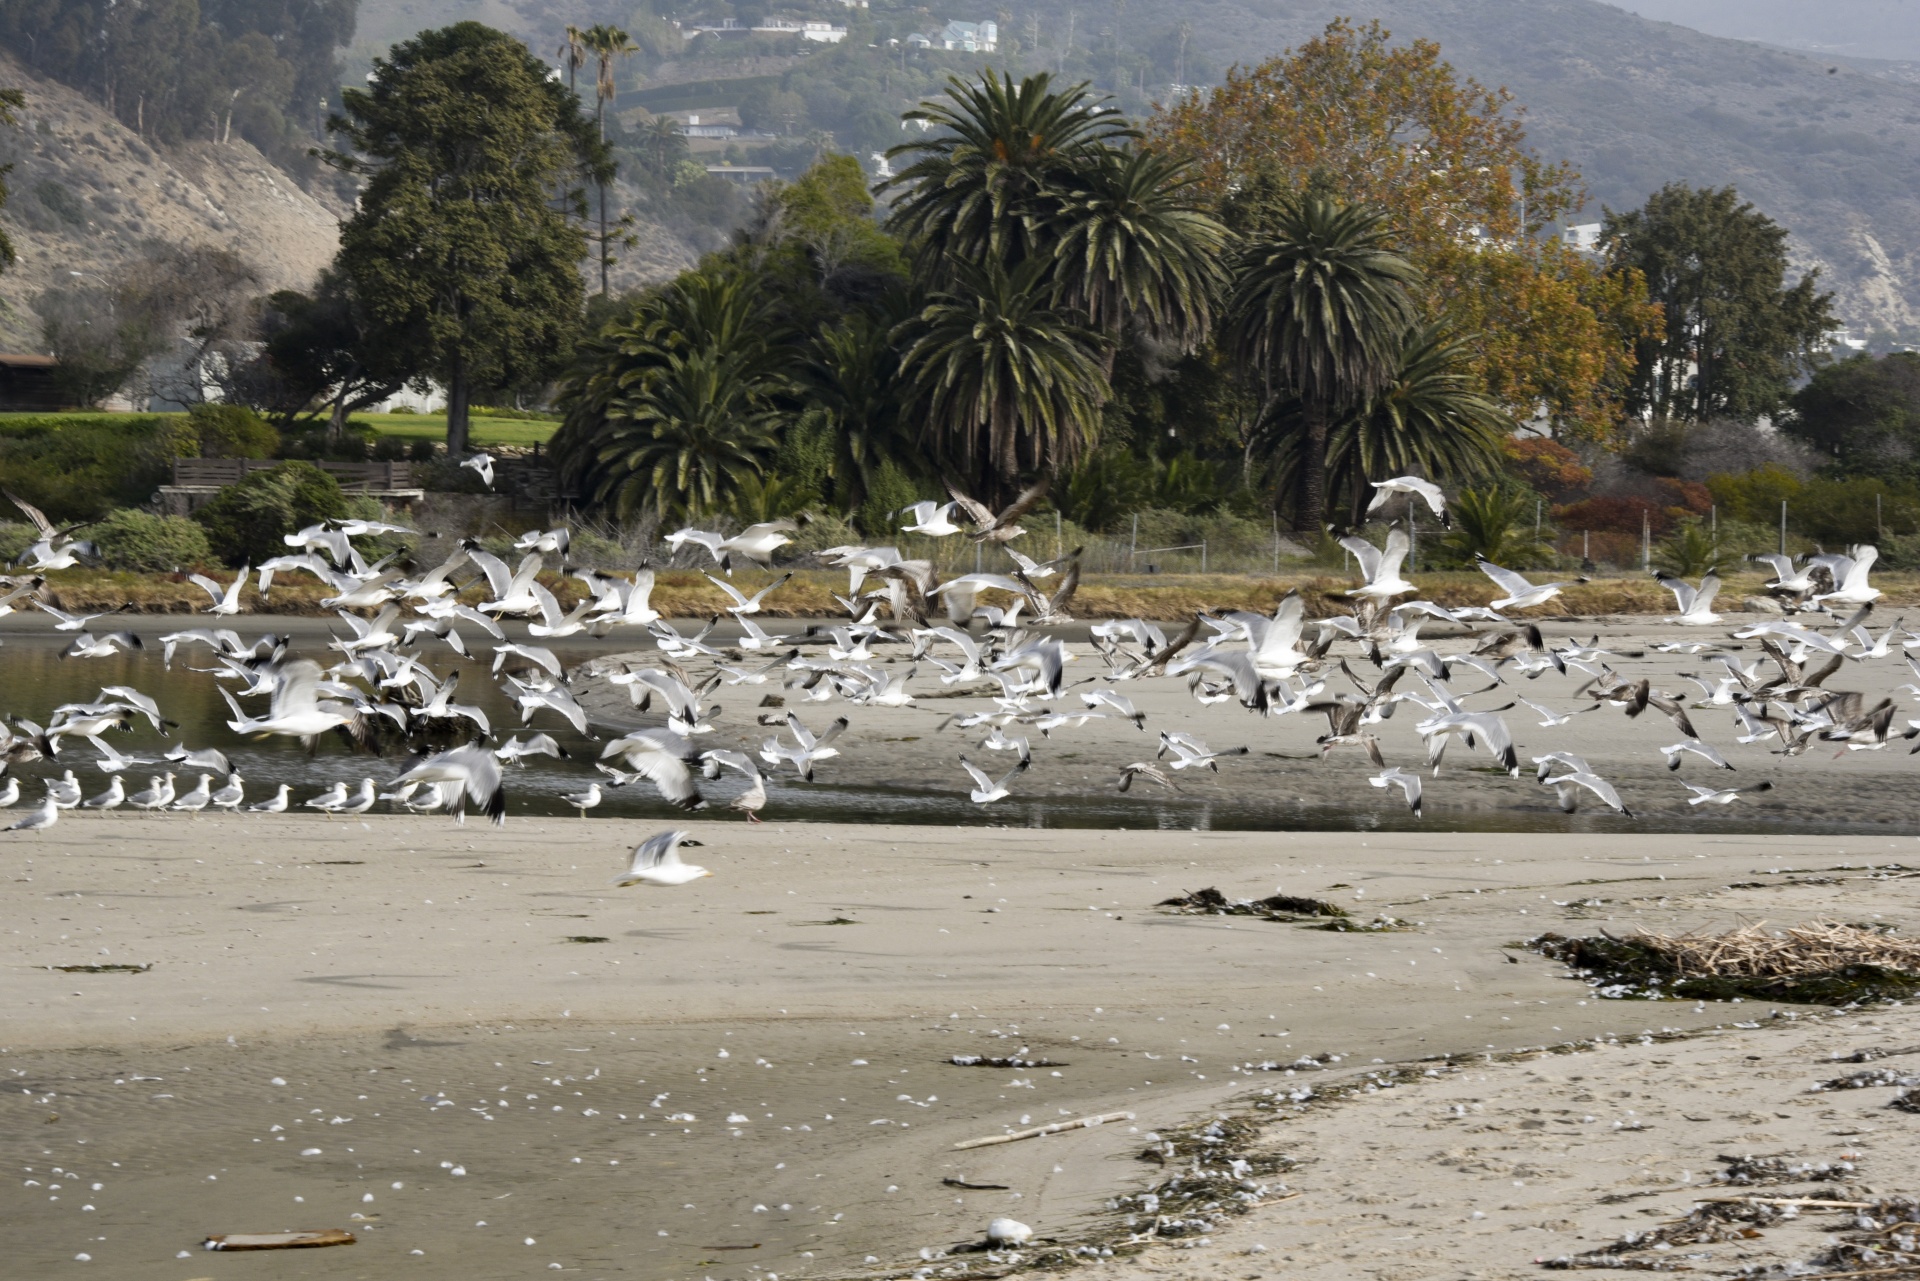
1156 887 1348 920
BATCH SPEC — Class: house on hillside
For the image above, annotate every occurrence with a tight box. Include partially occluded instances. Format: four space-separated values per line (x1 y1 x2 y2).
0 354 65 412
679 17 847 42
936 20 997 51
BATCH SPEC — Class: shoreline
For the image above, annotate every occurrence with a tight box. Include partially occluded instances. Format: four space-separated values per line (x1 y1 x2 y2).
3 819 1914 1278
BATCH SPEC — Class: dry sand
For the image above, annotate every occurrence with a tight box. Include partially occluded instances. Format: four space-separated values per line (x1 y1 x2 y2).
4 815 1917 1278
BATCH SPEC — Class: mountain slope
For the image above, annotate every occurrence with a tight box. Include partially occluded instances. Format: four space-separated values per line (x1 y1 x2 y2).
0 53 345 352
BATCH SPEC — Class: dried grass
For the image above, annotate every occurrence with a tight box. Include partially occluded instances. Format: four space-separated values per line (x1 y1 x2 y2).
1531 921 1920 1005
1632 921 1920 980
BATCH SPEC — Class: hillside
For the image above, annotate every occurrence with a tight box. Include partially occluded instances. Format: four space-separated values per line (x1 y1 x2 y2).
0 54 346 353
353 0 1920 334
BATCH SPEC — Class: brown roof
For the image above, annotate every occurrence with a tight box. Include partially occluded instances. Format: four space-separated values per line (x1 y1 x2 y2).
0 354 57 369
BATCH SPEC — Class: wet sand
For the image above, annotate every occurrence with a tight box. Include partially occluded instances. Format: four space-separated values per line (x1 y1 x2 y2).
5 815 1917 1277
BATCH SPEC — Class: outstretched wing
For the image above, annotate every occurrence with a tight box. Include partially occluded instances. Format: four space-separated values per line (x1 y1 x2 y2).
1474 555 1534 597
3 489 55 538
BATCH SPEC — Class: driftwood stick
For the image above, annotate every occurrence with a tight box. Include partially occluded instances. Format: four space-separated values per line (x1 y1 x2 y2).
1690 1196 1873 1208
953 1110 1135 1150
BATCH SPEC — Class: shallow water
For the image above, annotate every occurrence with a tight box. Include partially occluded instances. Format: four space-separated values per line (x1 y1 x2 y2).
0 627 1912 835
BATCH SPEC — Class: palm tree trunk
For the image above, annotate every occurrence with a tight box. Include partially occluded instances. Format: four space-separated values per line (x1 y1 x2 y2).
446 356 471 459
1297 399 1329 533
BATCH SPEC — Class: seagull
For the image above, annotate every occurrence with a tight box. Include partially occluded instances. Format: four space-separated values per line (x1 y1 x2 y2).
1541 770 1633 816
389 745 506 825
1117 761 1179 792
1659 740 1735 772
960 754 1028 803
461 453 495 488
613 830 710 887
494 734 569 765
1157 731 1250 771
210 773 246 812
334 778 377 816
165 743 232 776
304 781 349 816
403 783 446 813
947 479 1047 543
563 782 602 818
186 565 250 615
1517 698 1601 728
59 631 143 659
44 769 82 808
1369 766 1423 817
1082 688 1145 730
170 773 215 812
1810 545 1882 607
36 601 124 632
127 773 175 812
1366 476 1449 526
1340 525 1415 601
705 572 793 617
701 750 767 822
0 777 17 807
247 783 292 813
1682 780 1774 806
6 795 57 832
899 501 966 537
1475 555 1585 611
1656 571 1722 625
599 729 704 810
81 775 125 812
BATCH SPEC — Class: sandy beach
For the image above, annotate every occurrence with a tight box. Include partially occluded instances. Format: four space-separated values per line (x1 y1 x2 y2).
4 810 1916 1278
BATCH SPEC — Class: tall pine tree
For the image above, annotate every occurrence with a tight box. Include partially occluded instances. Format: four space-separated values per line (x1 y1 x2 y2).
322 23 606 455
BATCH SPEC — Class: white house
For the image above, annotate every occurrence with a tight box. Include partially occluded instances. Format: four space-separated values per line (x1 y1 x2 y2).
936 20 997 51
1562 222 1602 252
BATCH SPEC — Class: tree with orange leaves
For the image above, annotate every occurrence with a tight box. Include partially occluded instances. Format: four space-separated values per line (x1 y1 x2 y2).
1148 18 1660 443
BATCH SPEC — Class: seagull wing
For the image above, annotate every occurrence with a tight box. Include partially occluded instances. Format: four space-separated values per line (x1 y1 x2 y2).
959 756 993 790
1475 555 1535 597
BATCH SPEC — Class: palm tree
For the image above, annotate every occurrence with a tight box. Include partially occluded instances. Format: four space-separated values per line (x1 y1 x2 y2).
1444 483 1554 567
1254 324 1512 526
895 258 1109 506
881 71 1135 280
1224 194 1421 531
593 344 784 519
582 25 637 296
553 269 790 516
1044 146 1227 364
559 25 587 96
639 115 687 177
800 309 913 512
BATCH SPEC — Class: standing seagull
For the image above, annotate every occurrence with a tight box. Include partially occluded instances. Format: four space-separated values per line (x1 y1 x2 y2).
700 750 768 822
81 775 125 812
563 781 603 819
6 795 57 832
210 773 246 812
170 774 214 812
248 783 291 813
613 830 710 887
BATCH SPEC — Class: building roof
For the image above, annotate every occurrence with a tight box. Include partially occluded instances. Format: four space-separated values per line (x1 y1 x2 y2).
0 354 57 369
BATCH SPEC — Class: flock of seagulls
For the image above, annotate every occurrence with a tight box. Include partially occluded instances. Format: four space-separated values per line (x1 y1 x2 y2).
0 476 1909 880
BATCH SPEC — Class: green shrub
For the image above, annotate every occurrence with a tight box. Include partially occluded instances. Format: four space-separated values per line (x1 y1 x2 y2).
189 404 279 459
192 460 348 566
0 414 181 521
0 521 38 564
90 508 214 571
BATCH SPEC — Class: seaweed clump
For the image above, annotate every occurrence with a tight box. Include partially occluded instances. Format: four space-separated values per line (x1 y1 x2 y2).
1527 921 1920 1005
1157 887 1348 920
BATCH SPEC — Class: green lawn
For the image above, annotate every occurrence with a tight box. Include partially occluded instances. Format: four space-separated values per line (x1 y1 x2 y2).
0 410 560 449
355 413 560 448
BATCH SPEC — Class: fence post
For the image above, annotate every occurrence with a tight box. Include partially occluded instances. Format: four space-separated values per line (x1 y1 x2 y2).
1201 540 1207 574
1877 492 1883 541
1583 529 1589 562
1272 512 1279 574
1534 498 1541 541
1641 510 1650 571
1779 500 1787 556
1409 511 1417 574
1055 510 1062 560
1131 512 1138 562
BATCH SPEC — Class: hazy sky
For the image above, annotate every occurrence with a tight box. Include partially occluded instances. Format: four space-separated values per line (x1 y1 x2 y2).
1608 0 1920 61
